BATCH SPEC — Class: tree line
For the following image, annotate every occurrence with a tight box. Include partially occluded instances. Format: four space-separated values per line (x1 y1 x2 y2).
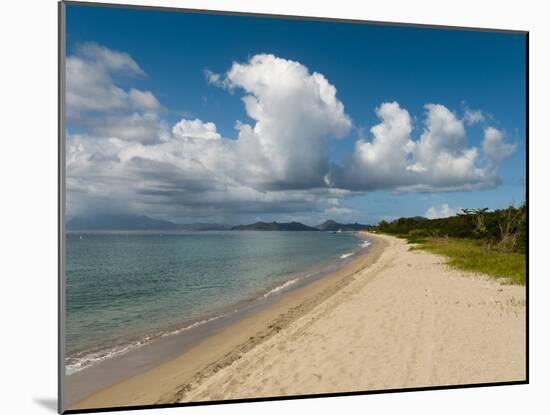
377 203 527 254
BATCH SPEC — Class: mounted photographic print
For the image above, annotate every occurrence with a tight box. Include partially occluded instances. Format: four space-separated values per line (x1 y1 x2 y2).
59 1 528 413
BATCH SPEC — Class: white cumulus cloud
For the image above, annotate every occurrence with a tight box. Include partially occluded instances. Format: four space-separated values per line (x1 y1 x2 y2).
172 118 221 140
128 89 161 111
463 108 486 125
425 204 462 219
66 43 160 117
333 102 515 192
217 54 352 190
482 127 517 162
66 46 519 222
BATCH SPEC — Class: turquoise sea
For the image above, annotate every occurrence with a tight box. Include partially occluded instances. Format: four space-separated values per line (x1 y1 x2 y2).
65 231 369 374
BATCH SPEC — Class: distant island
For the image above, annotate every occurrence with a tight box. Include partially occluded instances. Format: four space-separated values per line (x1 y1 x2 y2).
231 221 319 231
316 220 376 232
231 220 375 232
66 214 376 232
66 214 230 231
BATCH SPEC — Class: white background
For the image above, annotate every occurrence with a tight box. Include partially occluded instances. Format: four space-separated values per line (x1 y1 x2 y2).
0 0 547 414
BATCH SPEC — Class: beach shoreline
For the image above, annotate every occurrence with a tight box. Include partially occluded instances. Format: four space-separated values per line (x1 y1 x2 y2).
68 232 385 410
69 233 525 411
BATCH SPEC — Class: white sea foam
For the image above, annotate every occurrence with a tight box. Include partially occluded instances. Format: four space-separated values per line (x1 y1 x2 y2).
340 252 355 259
66 314 231 375
262 278 301 298
66 338 153 375
361 240 372 248
161 314 227 337
66 276 304 375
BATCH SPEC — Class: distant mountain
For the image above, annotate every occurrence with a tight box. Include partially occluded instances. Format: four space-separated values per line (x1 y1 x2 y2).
177 222 231 231
231 221 319 231
66 214 376 232
66 214 230 231
316 220 376 232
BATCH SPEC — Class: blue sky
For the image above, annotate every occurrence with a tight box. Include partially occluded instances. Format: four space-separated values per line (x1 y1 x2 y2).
65 4 526 225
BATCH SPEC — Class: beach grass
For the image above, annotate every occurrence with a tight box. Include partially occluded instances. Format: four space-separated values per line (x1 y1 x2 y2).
402 236 526 285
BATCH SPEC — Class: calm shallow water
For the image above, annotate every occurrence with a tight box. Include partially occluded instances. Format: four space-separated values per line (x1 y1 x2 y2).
65 231 366 373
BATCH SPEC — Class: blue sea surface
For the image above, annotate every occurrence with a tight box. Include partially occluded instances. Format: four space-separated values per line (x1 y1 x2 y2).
65 231 365 373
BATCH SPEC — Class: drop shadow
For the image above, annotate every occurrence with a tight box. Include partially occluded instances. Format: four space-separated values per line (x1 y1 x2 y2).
34 398 58 413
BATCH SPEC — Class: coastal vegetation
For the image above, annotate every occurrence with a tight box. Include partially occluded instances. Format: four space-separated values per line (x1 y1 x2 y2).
377 204 527 284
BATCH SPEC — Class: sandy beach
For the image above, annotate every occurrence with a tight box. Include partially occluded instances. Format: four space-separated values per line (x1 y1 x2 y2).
70 233 526 410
